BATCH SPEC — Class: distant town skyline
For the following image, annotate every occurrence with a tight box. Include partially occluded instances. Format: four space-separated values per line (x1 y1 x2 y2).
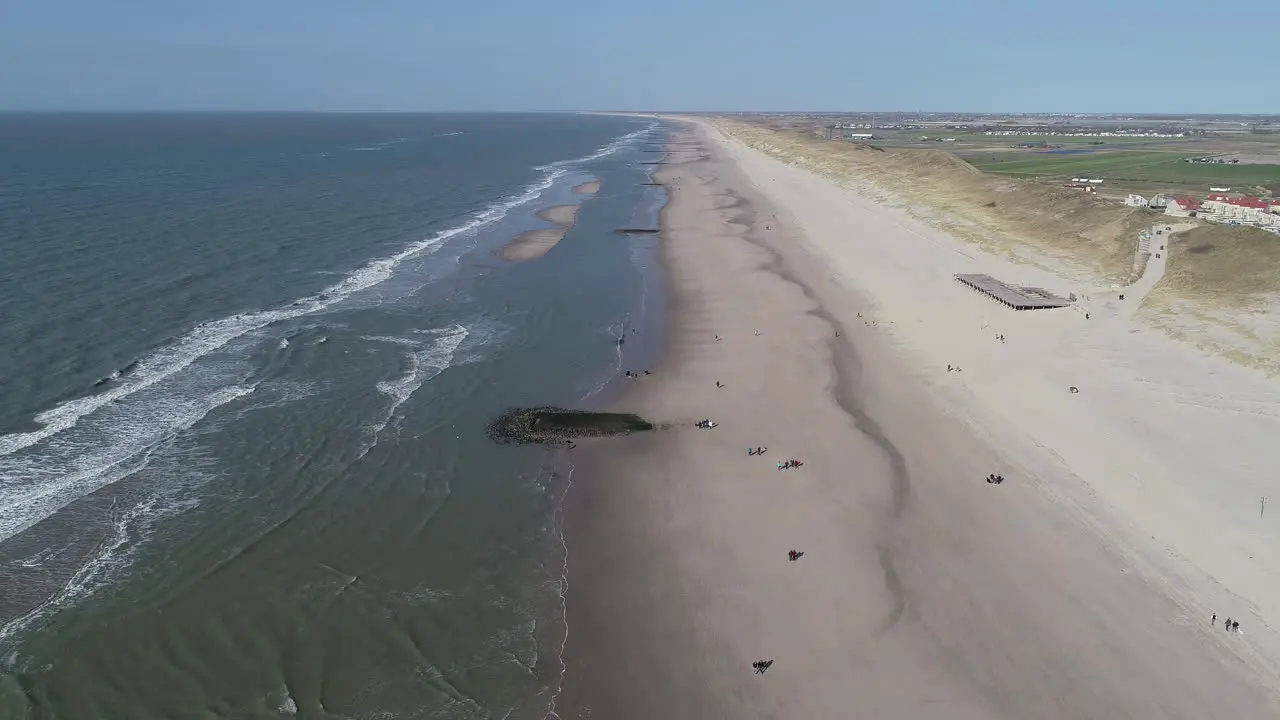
2 0 1275 113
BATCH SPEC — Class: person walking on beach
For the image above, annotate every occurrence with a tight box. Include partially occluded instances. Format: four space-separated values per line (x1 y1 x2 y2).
1211 613 1217 626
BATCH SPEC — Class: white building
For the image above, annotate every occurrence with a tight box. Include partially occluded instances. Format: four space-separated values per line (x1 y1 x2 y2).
847 133 875 140
1149 194 1173 208
1124 194 1149 207
1203 198 1280 227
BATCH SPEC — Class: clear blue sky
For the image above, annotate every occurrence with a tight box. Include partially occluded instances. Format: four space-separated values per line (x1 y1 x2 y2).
1 0 1273 113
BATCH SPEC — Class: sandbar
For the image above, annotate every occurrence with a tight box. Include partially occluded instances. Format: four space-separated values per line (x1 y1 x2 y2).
574 179 601 195
500 204 581 261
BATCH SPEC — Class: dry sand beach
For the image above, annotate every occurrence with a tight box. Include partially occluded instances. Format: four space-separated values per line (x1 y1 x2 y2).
558 119 1280 718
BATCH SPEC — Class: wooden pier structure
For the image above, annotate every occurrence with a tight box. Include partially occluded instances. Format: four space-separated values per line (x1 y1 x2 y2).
954 273 1071 310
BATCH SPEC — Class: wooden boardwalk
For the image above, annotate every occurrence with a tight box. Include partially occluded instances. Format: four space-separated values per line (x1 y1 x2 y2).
955 273 1071 310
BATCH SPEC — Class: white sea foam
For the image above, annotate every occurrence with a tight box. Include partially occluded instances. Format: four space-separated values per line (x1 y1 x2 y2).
0 492 167 645
0 384 255 543
0 123 652 546
351 137 410 152
0 176 555 460
543 123 657 170
365 325 469 444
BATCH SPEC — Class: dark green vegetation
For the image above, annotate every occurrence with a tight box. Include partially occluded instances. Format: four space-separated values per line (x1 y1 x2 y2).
486 406 655 445
963 150 1280 188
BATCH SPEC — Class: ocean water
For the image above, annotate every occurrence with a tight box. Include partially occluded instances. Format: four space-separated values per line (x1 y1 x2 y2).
0 113 666 719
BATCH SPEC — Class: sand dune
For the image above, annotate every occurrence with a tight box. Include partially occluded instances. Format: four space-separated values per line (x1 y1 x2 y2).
559 121 1280 718
1141 225 1280 374
716 120 1154 285
717 119 1280 375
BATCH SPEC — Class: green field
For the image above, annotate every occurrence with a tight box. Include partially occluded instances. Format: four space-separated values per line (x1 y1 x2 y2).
962 150 1280 188
942 132 1174 146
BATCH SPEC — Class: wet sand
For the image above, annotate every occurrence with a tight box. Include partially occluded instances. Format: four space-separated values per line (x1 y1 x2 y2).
556 124 1279 718
500 205 581 261
574 180 601 195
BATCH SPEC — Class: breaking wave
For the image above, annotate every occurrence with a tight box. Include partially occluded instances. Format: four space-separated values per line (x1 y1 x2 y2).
0 123 652 547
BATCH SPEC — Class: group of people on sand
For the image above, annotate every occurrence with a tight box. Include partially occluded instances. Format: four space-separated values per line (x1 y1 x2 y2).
1213 613 1242 634
705 330 815 678
624 370 651 379
986 473 1005 485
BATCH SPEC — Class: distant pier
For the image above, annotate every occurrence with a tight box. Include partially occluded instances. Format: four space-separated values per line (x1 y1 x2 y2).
954 273 1071 310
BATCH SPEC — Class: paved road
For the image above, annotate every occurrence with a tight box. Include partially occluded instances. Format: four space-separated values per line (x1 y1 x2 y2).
1105 221 1196 321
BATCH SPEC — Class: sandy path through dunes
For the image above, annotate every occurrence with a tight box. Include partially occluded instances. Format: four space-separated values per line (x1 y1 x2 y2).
557 125 1278 719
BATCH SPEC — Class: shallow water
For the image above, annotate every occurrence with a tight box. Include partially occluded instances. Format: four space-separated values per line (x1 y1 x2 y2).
0 112 666 718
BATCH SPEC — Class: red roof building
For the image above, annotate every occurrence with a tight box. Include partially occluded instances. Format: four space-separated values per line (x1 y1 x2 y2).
1172 196 1201 209
1231 198 1270 209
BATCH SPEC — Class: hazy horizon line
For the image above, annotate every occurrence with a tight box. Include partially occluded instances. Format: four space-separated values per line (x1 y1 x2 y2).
1 109 1278 119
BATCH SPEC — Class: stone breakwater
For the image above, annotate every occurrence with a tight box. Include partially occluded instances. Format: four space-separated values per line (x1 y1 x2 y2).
486 407 655 445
